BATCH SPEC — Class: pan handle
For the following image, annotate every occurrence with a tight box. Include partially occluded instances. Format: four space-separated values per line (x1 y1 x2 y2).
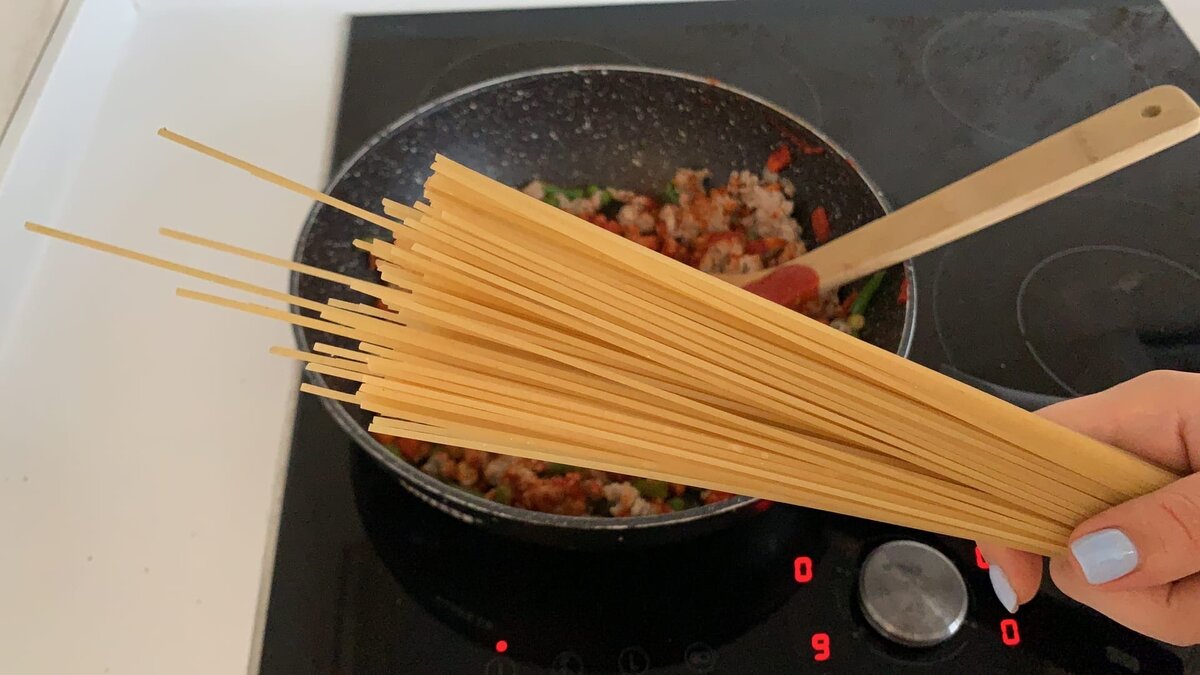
938 364 1068 412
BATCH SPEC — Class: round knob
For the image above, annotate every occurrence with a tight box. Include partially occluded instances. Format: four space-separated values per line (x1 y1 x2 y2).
858 540 968 648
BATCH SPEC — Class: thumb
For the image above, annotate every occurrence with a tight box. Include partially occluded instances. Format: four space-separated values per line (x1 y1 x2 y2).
1063 471 1200 590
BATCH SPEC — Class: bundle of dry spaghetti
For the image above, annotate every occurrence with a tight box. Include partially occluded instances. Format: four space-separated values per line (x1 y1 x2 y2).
27 130 1180 556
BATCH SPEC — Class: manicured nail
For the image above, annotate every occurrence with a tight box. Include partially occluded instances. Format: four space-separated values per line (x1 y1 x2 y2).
988 565 1018 613
1070 528 1139 584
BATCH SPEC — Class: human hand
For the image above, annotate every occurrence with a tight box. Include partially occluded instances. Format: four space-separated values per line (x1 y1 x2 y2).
976 370 1200 646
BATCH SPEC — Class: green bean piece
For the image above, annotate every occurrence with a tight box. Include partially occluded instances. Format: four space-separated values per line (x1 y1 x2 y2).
540 183 563 205
543 462 575 476
492 484 513 505
632 478 670 500
663 182 680 204
849 270 888 316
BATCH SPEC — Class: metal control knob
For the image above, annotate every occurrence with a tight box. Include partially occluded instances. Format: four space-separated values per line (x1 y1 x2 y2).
858 540 968 648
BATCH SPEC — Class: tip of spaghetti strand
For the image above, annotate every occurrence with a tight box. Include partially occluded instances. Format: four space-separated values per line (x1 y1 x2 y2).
299 382 359 405
25 222 69 238
268 345 303 358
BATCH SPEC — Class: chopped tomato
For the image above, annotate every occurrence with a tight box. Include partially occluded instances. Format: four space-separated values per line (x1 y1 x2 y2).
632 235 660 250
810 206 832 244
660 236 685 260
766 144 793 173
775 125 826 156
393 438 432 463
744 239 770 256
702 490 734 505
707 231 743 245
691 231 744 264
589 214 624 235
744 237 788 256
370 431 397 446
898 276 910 305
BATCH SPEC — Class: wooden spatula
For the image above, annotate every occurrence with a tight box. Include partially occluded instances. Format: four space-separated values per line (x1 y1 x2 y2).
716 85 1200 308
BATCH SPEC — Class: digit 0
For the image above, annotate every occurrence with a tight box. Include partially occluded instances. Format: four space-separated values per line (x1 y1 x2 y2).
1000 618 1021 646
811 632 830 661
794 556 814 583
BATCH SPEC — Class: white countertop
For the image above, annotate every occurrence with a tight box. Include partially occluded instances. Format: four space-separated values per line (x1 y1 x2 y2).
0 1 64 136
0 1 1198 674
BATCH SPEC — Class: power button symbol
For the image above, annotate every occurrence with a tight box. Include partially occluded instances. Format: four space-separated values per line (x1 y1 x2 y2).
617 646 650 674
684 642 717 673
484 656 517 675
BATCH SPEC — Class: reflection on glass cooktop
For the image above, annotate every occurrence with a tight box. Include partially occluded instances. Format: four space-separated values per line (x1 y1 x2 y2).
260 1 1200 673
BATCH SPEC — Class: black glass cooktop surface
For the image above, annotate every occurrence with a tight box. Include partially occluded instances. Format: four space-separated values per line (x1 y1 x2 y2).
259 2 1200 673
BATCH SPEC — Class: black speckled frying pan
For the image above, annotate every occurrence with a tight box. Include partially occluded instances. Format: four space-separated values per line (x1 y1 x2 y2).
292 66 917 549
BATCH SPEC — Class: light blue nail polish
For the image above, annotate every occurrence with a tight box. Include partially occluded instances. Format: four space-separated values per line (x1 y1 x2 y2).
1070 528 1139 584
988 566 1018 614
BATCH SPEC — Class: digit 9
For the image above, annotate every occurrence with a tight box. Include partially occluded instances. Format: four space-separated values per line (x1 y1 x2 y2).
811 632 830 661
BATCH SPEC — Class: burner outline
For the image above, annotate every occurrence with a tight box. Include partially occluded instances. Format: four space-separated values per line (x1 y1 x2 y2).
1015 245 1200 396
920 11 1148 147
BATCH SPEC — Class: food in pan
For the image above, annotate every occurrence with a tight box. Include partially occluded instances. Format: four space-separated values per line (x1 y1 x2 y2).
369 151 892 517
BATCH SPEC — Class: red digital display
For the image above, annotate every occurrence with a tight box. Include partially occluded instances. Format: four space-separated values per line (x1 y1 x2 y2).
1000 619 1021 646
811 633 830 661
793 556 814 583
495 640 509 654
975 547 990 570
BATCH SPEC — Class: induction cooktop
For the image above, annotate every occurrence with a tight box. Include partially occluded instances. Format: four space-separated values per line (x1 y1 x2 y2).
258 2 1200 673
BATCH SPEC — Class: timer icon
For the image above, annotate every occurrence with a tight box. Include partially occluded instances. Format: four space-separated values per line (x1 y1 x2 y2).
617 646 650 674
552 651 584 675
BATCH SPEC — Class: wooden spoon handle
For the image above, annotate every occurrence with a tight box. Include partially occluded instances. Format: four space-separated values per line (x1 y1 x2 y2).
723 85 1200 290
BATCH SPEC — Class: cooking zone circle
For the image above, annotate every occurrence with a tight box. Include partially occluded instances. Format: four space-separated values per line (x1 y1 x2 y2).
1017 245 1200 395
921 12 1147 146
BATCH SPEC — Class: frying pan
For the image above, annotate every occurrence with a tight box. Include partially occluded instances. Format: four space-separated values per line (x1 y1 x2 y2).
292 66 917 549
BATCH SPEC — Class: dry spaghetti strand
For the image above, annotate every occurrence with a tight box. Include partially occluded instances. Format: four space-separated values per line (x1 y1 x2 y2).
23 132 1185 557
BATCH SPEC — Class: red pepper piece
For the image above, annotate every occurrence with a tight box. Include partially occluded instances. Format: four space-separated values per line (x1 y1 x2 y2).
766 144 793 173
810 206 831 244
839 290 859 316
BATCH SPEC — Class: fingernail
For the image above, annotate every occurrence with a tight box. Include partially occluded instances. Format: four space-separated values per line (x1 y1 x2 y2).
988 565 1019 613
1070 528 1139 584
